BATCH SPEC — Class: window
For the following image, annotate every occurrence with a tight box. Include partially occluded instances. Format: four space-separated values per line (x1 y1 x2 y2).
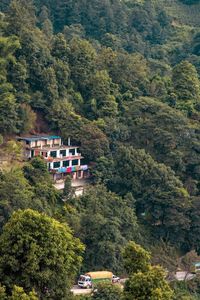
50 151 57 158
63 160 69 167
69 148 76 156
53 162 60 168
60 150 66 157
42 152 47 157
72 159 79 166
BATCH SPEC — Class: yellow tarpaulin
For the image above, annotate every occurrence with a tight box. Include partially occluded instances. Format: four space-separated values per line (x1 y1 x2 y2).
85 271 113 280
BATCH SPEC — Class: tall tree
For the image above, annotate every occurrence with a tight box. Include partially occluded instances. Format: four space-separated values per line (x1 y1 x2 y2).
172 61 200 113
123 241 151 275
68 38 96 95
120 97 200 190
124 266 173 300
6 0 36 36
0 209 84 299
80 123 110 161
123 242 173 300
111 146 190 245
0 18 20 134
87 70 118 118
68 185 139 273
0 164 57 230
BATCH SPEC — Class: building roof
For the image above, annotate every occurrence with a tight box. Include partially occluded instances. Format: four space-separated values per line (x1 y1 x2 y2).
17 135 61 142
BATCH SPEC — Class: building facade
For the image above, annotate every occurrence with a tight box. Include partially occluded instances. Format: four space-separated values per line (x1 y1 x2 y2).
18 135 88 181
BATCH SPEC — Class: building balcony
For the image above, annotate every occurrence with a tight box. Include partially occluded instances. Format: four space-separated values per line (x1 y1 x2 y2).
49 165 88 174
27 144 63 150
45 154 83 162
28 145 79 151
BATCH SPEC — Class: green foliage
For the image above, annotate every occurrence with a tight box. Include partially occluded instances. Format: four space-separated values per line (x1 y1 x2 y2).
51 33 69 61
9 286 38 300
63 175 75 200
172 60 200 114
6 0 36 35
79 124 110 161
110 146 190 244
119 97 200 193
109 52 149 95
123 241 151 275
187 197 200 253
92 156 115 185
68 38 96 94
0 157 59 229
67 185 139 273
151 241 179 274
172 279 200 299
0 93 18 134
23 157 59 206
0 32 20 134
87 69 119 118
1 2 200 299
180 250 200 274
0 284 6 300
123 242 173 300
0 168 36 228
92 282 122 300
17 104 36 133
0 209 84 299
5 140 23 161
124 266 173 300
179 0 200 4
48 100 84 142
0 135 3 145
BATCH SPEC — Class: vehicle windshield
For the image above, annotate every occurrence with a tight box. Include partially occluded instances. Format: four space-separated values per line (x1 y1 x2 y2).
79 276 86 282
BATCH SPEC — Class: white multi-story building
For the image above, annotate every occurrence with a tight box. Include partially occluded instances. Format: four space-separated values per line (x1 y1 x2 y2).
18 135 88 181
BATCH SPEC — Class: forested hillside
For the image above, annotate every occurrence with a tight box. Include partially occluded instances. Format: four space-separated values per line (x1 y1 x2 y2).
1 0 200 299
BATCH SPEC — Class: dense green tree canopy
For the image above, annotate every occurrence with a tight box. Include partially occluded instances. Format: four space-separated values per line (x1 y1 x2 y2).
0 0 200 298
65 185 139 273
123 242 173 300
123 241 151 275
118 97 200 192
109 146 190 244
0 285 38 299
172 60 200 113
92 282 122 300
0 209 84 299
124 266 173 300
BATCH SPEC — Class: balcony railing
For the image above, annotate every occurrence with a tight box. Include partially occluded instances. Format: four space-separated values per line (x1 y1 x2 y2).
45 153 81 160
30 144 61 149
49 165 88 173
